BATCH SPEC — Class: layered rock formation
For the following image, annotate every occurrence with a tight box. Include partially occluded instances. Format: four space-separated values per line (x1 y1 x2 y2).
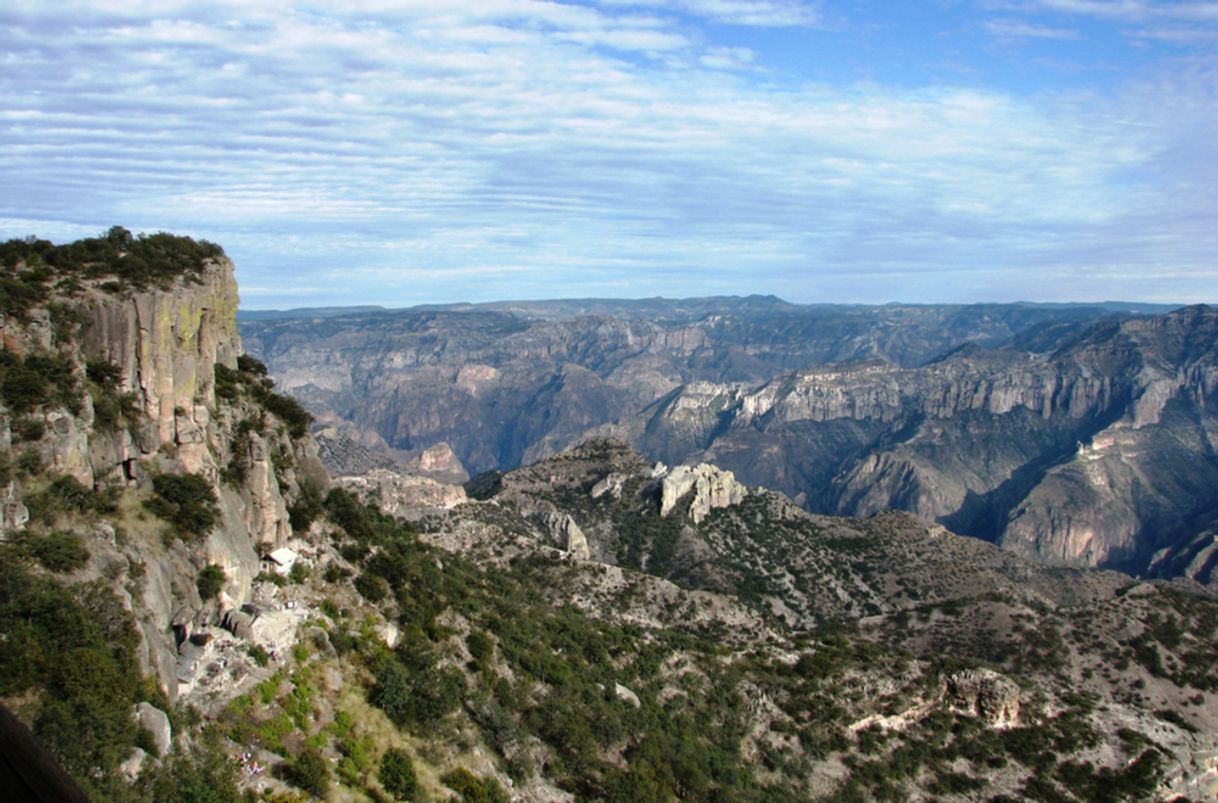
1 251 324 700
337 467 466 516
622 306 1218 579
238 298 1217 581
659 463 747 523
238 300 1143 477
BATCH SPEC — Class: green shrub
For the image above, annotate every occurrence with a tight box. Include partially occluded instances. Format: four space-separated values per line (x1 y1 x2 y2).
355 571 390 602
237 354 268 375
21 531 90 573
468 630 494 664
323 563 351 584
285 746 330 798
289 561 312 584
14 416 45 441
196 564 226 600
146 473 219 537
89 363 140 432
25 476 118 525
1 357 52 413
214 364 240 401
16 448 43 475
441 767 510 803
263 392 313 438
247 644 269 667
380 748 418 801
289 481 324 532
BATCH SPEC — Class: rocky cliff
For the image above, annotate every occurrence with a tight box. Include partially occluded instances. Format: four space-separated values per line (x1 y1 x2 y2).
5 239 1217 802
238 299 1143 476
239 299 1218 583
1 238 325 701
619 305 1218 581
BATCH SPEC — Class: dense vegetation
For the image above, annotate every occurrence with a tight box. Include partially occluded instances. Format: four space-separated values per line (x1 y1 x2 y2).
0 349 82 416
215 354 313 441
0 558 150 800
1 226 224 318
144 473 220 539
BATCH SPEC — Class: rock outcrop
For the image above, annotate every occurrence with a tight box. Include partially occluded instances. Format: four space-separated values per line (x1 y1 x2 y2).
660 463 747 523
406 441 469 484
0 250 325 702
338 468 466 515
944 669 1021 728
134 702 173 757
548 511 590 560
629 306 1218 578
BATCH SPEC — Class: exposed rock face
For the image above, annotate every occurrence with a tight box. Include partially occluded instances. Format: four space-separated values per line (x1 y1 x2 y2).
407 441 469 484
239 299 1218 581
944 669 1020 728
134 702 173 757
624 306 1218 578
75 258 242 485
660 463 747 523
0 256 325 702
239 300 1135 477
548 511 590 560
337 468 467 514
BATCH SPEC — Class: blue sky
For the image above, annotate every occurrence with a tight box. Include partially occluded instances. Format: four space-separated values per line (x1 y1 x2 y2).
2 1 1216 308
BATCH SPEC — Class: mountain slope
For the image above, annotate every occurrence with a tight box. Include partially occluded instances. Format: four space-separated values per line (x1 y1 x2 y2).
6 233 1216 802
238 300 1136 475
618 305 1218 579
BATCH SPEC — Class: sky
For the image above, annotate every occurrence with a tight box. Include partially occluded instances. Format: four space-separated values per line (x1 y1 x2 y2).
2 1 1216 308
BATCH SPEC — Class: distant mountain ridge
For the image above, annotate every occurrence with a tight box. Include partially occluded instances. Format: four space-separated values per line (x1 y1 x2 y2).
239 298 1218 583
238 295 1180 324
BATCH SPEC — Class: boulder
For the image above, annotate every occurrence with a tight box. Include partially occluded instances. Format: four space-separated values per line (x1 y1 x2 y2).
944 669 1020 728
614 683 641 708
660 464 747 524
135 702 172 757
221 609 255 640
119 747 149 782
548 511 590 560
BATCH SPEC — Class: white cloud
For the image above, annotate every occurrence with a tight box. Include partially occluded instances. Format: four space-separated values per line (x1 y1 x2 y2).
984 18 1081 37
0 2 1214 306
597 0 821 27
1022 0 1218 21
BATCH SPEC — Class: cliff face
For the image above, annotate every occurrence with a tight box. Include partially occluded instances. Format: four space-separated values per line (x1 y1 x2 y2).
81 261 241 471
626 306 1218 580
1 255 325 701
239 300 1216 582
238 300 1137 476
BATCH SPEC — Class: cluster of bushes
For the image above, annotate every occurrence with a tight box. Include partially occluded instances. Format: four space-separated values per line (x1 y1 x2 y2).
0 349 81 415
1129 590 1218 692
144 472 219 539
25 475 119 526
317 491 798 801
0 559 147 800
0 227 225 317
214 354 313 439
10 530 90 573
441 766 510 803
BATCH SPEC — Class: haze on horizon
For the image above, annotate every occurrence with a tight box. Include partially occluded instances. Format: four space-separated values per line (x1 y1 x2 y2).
2 1 1216 309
